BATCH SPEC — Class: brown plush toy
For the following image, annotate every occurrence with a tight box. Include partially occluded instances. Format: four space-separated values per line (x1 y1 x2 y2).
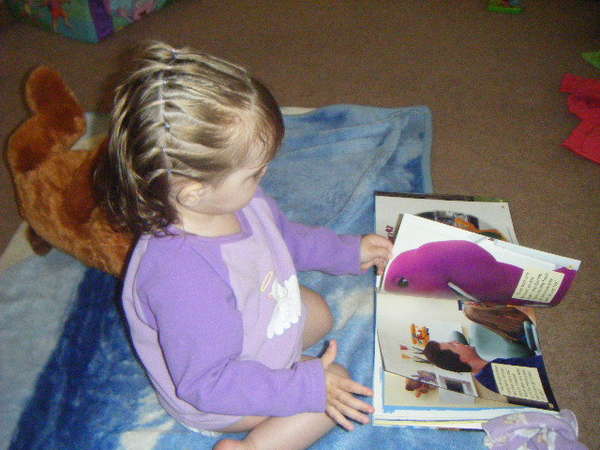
6 66 133 277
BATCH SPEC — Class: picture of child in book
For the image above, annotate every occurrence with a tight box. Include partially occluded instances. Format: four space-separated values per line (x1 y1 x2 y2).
378 320 480 397
95 42 393 449
422 340 557 409
377 303 552 407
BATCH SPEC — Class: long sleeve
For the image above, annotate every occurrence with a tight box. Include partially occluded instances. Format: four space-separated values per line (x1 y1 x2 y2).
262 192 363 275
138 256 326 417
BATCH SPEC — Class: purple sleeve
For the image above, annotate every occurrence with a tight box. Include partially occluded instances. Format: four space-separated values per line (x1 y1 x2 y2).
140 258 326 417
262 193 363 275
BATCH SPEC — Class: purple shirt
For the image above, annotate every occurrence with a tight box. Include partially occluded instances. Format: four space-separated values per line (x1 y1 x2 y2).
122 189 362 431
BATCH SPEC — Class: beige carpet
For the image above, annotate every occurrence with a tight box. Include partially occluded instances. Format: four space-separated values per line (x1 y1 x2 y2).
1 0 599 446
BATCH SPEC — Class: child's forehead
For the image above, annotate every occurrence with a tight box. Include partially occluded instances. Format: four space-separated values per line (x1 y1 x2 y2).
238 159 270 174
241 140 278 166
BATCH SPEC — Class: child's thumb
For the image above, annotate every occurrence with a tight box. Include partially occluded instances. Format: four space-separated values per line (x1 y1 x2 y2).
320 340 337 368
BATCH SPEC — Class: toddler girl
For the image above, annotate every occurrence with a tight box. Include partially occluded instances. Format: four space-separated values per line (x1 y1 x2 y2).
96 41 392 449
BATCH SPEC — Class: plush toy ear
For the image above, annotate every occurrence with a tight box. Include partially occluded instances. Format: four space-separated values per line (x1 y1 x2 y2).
26 66 84 131
8 66 85 173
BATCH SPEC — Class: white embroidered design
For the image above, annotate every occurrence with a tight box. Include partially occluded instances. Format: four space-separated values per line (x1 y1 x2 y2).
266 275 302 338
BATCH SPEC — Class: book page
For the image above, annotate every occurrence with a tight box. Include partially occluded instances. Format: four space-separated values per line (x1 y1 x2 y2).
381 214 580 306
374 193 518 289
512 269 565 304
491 363 548 403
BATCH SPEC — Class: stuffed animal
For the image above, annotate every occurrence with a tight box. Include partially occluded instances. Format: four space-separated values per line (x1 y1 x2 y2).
6 66 133 277
383 240 577 307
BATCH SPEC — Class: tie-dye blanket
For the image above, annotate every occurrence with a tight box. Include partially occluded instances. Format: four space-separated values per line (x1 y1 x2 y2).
2 105 486 449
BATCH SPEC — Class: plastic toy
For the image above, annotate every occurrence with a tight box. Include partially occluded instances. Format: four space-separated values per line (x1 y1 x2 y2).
487 0 523 14
582 51 600 70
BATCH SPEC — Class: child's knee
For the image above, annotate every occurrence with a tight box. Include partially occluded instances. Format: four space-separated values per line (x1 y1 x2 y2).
301 286 333 336
321 304 334 333
314 292 333 333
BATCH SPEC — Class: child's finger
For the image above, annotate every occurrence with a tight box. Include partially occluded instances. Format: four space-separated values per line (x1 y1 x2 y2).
375 257 387 274
360 257 387 272
337 390 375 414
326 405 355 431
338 377 374 397
333 399 371 425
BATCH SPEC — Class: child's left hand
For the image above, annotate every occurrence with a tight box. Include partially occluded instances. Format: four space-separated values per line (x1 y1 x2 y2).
360 234 393 275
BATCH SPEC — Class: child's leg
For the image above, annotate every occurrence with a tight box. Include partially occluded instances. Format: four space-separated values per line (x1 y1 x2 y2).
299 285 333 349
214 362 353 450
214 411 335 450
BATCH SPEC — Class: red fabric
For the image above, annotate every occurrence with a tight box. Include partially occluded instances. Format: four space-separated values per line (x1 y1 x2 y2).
560 74 600 164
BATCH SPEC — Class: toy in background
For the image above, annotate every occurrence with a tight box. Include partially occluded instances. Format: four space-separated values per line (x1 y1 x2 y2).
114 0 157 22
6 66 133 277
560 73 600 164
5 0 175 42
582 51 600 70
45 0 71 31
487 0 523 14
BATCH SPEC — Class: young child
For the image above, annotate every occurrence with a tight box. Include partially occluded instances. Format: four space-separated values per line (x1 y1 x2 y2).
96 41 392 449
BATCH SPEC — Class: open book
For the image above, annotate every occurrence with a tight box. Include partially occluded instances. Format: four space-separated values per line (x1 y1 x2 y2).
372 192 581 429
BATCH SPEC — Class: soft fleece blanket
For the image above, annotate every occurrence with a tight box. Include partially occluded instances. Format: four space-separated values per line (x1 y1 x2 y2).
2 105 485 449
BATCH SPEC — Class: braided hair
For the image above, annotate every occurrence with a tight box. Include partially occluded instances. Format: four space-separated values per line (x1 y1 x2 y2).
95 41 283 235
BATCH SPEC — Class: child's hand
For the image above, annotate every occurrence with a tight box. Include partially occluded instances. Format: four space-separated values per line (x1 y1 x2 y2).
360 234 393 275
320 340 374 431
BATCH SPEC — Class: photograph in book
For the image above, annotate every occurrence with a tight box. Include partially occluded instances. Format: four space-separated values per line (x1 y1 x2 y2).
374 192 519 245
376 293 559 410
372 193 581 427
381 213 580 308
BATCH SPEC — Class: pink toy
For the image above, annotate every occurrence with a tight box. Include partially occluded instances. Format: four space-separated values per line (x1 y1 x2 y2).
560 73 600 164
383 240 577 307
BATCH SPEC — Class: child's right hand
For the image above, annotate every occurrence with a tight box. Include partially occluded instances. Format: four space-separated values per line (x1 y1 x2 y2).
320 340 374 431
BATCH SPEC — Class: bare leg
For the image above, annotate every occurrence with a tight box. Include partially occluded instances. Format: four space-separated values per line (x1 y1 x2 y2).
214 363 353 450
299 285 333 350
214 412 335 450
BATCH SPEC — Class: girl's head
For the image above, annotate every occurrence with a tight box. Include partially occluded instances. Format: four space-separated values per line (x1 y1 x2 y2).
423 341 473 373
96 41 284 234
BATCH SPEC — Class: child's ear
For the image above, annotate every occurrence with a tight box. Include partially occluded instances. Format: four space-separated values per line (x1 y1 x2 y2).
176 182 207 207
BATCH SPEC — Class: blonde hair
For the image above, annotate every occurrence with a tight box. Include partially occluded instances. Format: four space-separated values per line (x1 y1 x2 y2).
95 41 284 234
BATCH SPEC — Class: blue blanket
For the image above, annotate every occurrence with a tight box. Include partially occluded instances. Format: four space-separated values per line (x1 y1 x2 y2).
5 105 485 449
